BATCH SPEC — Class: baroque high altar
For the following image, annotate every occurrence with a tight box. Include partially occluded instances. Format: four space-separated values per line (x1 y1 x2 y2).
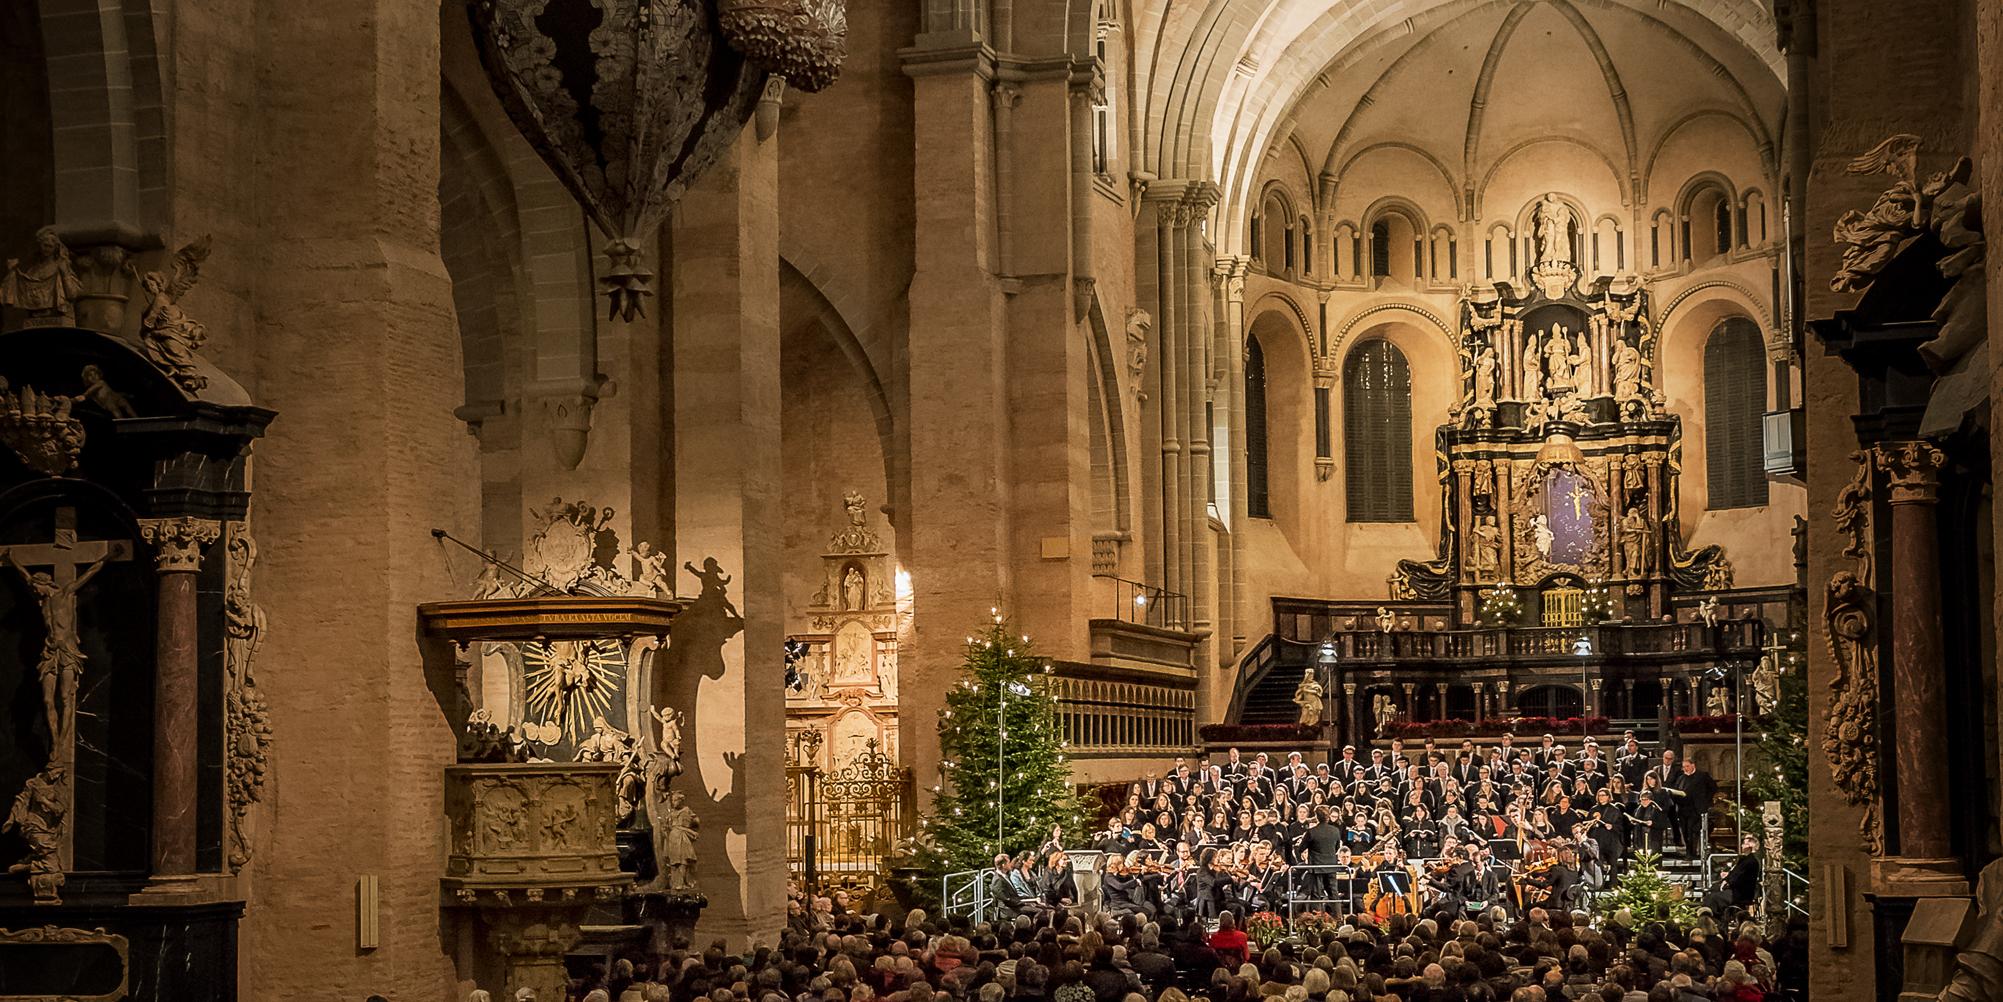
1394 194 1732 625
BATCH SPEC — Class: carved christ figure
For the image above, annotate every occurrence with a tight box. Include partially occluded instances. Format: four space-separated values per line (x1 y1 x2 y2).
1543 326 1586 392
1 549 111 741
841 565 866 610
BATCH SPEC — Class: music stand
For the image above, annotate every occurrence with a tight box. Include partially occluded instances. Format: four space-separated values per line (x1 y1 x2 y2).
1067 851 1104 921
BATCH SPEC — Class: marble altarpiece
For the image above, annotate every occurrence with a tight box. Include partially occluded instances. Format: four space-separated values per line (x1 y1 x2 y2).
0 231 272 1001
785 491 900 771
1392 194 1734 625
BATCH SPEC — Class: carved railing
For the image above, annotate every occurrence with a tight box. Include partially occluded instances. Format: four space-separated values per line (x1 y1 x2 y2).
1319 619 1763 666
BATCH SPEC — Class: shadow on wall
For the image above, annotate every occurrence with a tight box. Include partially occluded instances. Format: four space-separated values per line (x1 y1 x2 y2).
653 558 746 910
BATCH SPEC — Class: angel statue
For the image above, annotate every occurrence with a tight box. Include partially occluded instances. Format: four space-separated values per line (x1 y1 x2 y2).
1292 672 1325 727
139 236 214 393
1831 134 1929 293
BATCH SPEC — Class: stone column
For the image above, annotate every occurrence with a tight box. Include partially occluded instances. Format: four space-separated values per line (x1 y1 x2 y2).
1496 680 1512 716
137 516 220 879
900 46 1010 793
1473 682 1487 721
1878 441 1957 866
669 127 786 944
1341 683 1357 744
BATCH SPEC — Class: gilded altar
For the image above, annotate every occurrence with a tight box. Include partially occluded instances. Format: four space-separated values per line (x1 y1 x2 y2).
1393 244 1732 625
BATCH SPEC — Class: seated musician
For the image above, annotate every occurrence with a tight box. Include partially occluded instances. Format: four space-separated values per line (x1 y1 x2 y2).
1100 854 1148 917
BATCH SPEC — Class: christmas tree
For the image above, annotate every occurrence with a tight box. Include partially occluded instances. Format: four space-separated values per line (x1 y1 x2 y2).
921 613 1091 872
1596 850 1699 927
1743 630 1808 872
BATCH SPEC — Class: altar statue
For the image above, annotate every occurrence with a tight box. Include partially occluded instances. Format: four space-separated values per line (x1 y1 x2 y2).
1531 514 1555 558
1292 673 1325 726
1472 346 1497 408
1612 339 1643 403
1521 336 1544 401
1534 194 1572 266
1619 506 1649 574
1472 514 1503 578
1543 326 1587 393
0 227 82 324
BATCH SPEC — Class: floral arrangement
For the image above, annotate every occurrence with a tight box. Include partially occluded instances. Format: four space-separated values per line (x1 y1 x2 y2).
1198 723 1323 743
1289 910 1344 939
1244 911 1289 948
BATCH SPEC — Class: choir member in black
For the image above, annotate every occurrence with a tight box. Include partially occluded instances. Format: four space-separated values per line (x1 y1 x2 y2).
1672 758 1717 856
1402 805 1441 860
1586 787 1625 867
1629 789 1667 853
1548 794 1583 838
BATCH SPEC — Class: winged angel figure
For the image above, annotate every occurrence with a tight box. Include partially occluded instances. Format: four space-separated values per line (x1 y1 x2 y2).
1831 135 1927 293
140 236 214 393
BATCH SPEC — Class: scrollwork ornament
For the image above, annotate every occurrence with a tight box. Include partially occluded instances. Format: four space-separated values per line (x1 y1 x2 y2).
1822 570 1883 855
223 526 271 870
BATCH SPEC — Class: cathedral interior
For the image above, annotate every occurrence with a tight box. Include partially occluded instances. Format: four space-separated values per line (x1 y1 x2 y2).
0 0 1995 999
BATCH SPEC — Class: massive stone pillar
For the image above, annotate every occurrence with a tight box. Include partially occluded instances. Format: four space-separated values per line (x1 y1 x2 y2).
240 2 476 997
668 127 786 946
897 42 1010 791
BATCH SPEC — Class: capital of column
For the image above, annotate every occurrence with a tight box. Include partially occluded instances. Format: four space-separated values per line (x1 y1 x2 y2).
1876 440 1946 505
137 517 221 573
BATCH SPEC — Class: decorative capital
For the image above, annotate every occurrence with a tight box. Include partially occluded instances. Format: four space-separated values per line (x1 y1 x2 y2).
1876 440 1945 504
137 517 222 573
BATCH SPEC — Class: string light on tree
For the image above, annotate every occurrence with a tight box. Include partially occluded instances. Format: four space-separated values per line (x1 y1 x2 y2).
920 614 1090 871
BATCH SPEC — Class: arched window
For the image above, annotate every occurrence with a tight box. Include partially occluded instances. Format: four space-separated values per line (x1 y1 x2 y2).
1246 337 1271 518
1370 220 1391 277
1343 339 1413 522
1705 317 1768 509
1300 217 1313 273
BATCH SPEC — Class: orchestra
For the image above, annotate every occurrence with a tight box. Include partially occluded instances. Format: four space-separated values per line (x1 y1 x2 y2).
995 733 1731 925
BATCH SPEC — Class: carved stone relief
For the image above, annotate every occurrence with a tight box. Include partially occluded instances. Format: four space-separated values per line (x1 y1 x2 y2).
1823 449 1882 854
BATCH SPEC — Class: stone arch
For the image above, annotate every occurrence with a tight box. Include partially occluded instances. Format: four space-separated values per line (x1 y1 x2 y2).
34 0 170 240
1476 137 1631 216
1246 290 1318 357
1655 280 1776 360
1641 109 1769 203
1328 300 1455 361
1331 142 1466 220
1674 170 1739 261
1085 294 1135 537
1246 306 1315 539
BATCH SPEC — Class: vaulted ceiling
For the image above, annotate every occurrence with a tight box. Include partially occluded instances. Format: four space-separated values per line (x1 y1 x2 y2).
1118 0 1785 251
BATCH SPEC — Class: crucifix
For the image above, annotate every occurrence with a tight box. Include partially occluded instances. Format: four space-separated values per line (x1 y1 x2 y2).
0 506 134 875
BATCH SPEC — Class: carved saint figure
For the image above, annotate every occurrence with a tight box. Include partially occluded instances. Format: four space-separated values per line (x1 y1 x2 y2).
0 227 82 323
138 237 214 393
1520 335 1544 402
841 565 866 610
3 765 66 876
542 800 581 849
1531 514 1555 558
1472 346 1497 409
574 716 632 763
2 549 111 741
1534 194 1572 266
1472 514 1503 578
1543 326 1586 392
1372 694 1397 736
1292 672 1325 727
629 541 671 598
660 789 700 893
1611 339 1643 403
1619 506 1649 575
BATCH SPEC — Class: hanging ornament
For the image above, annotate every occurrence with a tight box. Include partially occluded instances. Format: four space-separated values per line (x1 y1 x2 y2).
467 0 847 320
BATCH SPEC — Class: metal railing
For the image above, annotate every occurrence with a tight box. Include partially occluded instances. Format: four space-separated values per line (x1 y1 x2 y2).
942 869 992 923
1094 574 1189 631
1781 866 1810 919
